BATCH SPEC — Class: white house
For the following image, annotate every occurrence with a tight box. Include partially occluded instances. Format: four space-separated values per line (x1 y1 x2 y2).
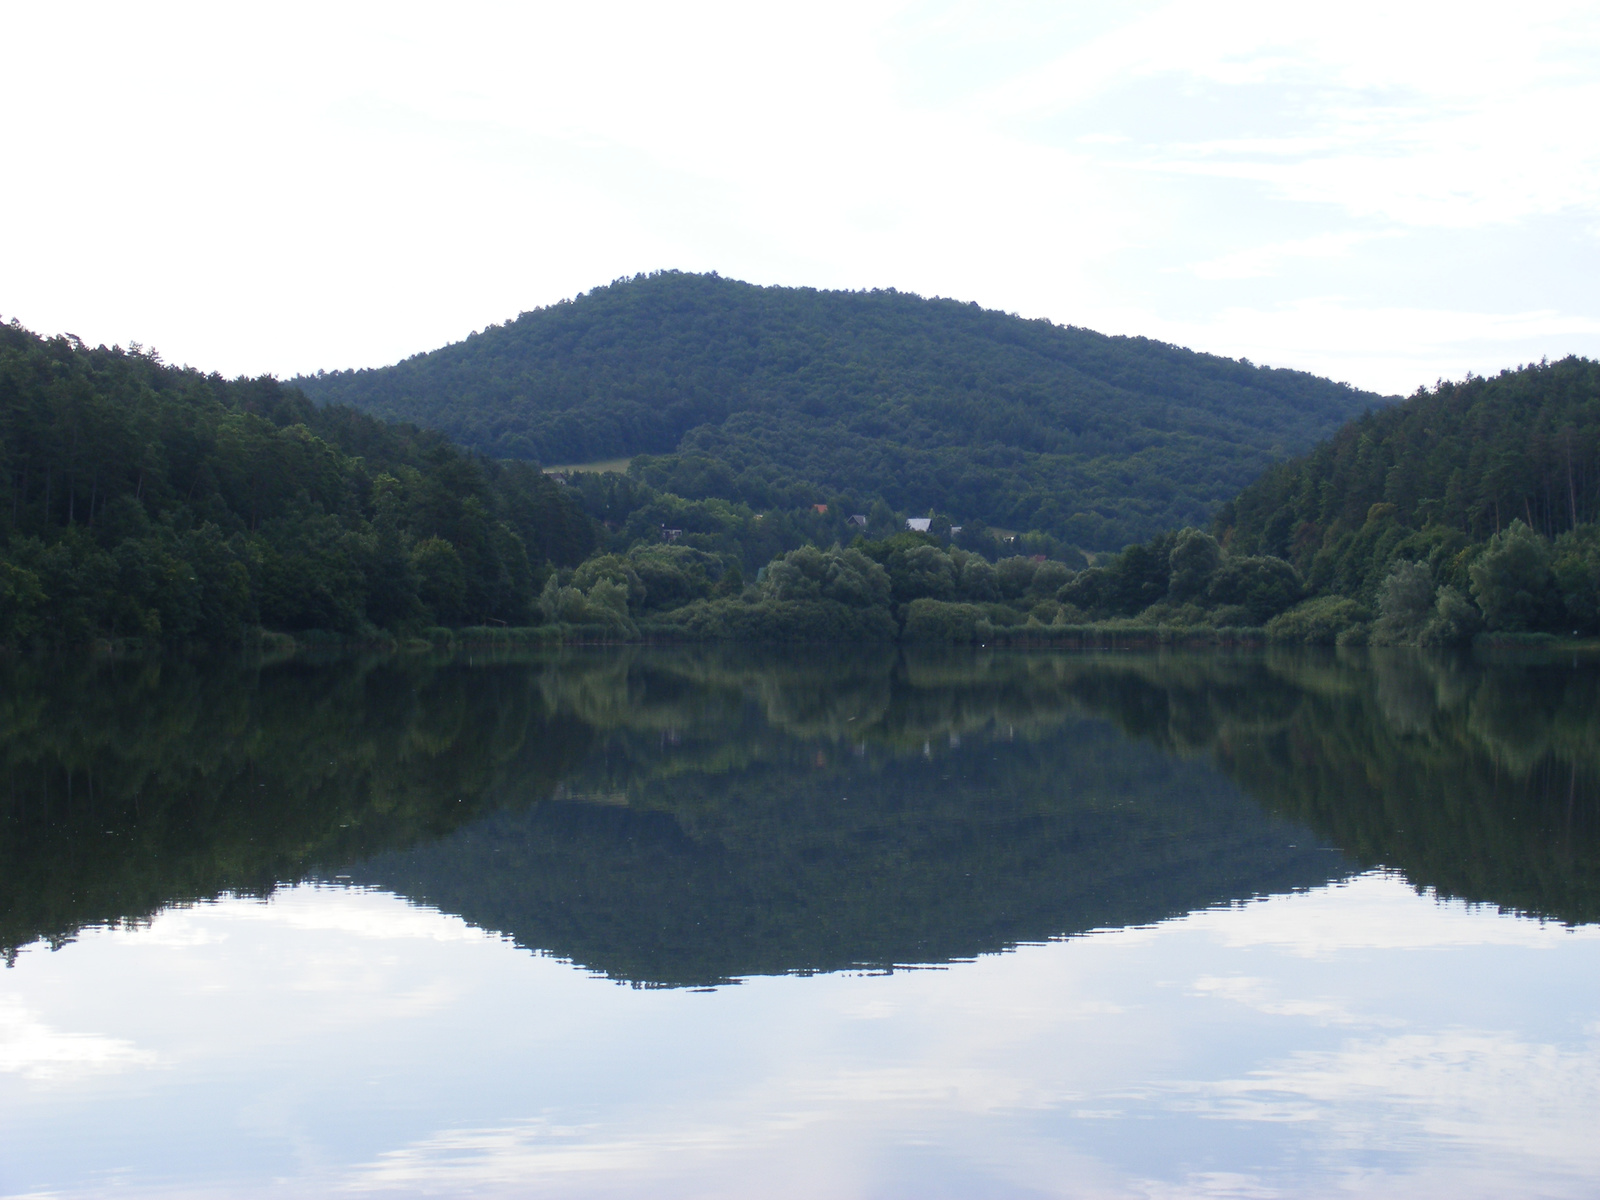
905 518 931 533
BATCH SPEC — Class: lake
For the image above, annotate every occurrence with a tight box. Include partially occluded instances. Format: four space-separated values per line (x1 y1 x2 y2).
2 646 1597 1198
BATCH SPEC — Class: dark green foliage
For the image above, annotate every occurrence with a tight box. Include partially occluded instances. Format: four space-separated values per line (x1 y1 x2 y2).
632 524 1309 642
902 599 993 642
650 545 898 641
761 544 892 608
296 271 1386 550
1421 586 1482 646
1167 528 1222 602
1213 357 1600 639
636 536 1088 641
1264 596 1369 644
1042 526 1302 630
651 596 899 643
1374 560 1435 644
0 320 595 643
1469 521 1559 632
1205 555 1302 625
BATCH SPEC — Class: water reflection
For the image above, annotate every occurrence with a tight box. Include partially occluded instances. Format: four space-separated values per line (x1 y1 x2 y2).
6 647 1600 1199
3 647 1598 980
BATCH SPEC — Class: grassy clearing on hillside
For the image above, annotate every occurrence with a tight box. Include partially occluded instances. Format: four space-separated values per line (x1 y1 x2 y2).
543 457 633 475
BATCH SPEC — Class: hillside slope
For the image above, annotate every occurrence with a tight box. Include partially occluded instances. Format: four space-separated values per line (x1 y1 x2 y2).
1036 356 1600 643
1217 357 1600 615
297 272 1389 549
0 320 594 645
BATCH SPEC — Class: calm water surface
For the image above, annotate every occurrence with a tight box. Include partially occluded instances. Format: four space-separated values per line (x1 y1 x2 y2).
2 647 1597 1198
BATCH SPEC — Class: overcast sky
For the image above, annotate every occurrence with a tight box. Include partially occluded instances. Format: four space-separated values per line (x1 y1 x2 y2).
3 0 1598 394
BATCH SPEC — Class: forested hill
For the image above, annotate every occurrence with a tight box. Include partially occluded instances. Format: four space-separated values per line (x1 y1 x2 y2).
295 272 1389 549
1223 356 1600 560
1214 356 1600 623
1041 355 1600 645
0 319 594 645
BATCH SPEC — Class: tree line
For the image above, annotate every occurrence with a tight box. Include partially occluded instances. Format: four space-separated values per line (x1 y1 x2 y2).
0 319 594 646
1205 356 1600 643
9 318 1596 650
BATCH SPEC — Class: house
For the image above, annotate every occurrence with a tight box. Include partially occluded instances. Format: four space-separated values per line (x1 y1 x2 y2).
813 503 828 514
906 518 932 533
661 527 683 543
847 514 868 528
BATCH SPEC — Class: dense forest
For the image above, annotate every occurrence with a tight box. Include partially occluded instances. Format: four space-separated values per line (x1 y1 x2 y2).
295 271 1386 550
0 319 593 645
1214 356 1600 640
980 356 1600 645
5 650 1597 981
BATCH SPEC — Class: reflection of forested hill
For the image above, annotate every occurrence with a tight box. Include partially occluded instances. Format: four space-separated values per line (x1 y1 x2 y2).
1039 650 1600 924
349 720 1340 985
4 647 1599 981
0 657 590 959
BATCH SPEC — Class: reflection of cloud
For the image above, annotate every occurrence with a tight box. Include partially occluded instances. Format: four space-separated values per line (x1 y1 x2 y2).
1137 1172 1285 1200
1188 975 1388 1027
0 1000 157 1082
345 1064 1056 1195
347 1119 749 1190
1163 1029 1600 1197
1184 872 1600 957
9 872 1598 1198
216 887 496 944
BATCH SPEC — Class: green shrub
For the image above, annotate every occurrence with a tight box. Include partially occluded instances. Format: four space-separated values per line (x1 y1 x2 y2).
655 598 896 642
1469 520 1559 632
1265 596 1370 644
902 599 993 643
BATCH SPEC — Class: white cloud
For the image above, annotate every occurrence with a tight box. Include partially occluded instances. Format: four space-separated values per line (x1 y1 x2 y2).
1187 233 1387 281
1133 301 1600 394
0 1 1596 392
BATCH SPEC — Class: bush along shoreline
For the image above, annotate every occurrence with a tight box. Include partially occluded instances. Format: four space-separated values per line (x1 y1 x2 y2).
240 502 1600 652
324 531 1296 648
30 512 1600 654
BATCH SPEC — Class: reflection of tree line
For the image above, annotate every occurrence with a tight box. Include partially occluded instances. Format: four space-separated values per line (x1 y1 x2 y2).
0 657 592 961
1225 654 1600 923
423 646 1359 987
989 648 1600 924
3 648 1597 980
403 646 1600 931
